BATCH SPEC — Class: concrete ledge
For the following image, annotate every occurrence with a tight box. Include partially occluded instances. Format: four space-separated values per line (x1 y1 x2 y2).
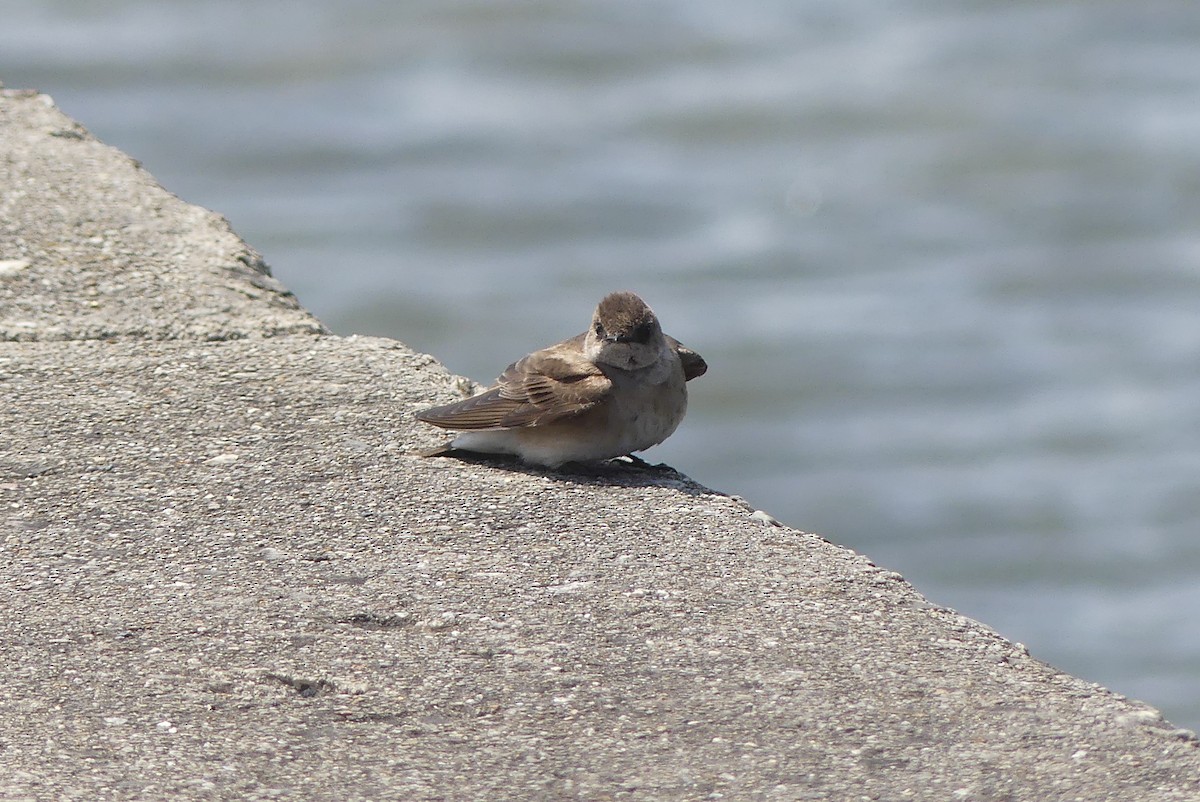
0 89 324 342
2 89 1198 801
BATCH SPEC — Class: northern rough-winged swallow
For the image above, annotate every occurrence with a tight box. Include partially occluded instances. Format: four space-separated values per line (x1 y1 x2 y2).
416 291 706 468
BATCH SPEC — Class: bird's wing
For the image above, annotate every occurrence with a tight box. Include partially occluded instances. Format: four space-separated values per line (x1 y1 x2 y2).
667 336 707 381
416 335 613 430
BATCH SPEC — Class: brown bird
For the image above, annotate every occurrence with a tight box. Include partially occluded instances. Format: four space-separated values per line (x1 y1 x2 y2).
417 291 706 468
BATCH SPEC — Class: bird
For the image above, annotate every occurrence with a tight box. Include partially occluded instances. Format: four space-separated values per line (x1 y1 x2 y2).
416 291 706 468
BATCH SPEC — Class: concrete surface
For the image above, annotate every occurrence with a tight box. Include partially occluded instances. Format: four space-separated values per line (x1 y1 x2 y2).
2 87 1198 801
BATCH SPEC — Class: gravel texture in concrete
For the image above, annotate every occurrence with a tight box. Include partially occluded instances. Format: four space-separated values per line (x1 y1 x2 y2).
2 88 1198 801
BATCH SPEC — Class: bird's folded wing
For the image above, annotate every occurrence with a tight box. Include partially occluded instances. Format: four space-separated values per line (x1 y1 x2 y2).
667 336 708 381
416 345 613 430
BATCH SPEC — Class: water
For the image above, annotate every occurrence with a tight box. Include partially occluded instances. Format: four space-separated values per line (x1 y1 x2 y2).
4 0 1199 730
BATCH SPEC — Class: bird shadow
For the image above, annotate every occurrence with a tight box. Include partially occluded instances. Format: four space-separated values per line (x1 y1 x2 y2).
419 447 716 495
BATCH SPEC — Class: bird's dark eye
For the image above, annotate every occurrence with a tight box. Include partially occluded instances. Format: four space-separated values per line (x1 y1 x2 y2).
631 323 652 343
593 321 605 337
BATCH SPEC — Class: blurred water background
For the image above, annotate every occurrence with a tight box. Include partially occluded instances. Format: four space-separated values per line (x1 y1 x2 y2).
4 0 1199 730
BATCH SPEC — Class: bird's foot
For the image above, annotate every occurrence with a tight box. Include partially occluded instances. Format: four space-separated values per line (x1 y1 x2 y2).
615 454 675 473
